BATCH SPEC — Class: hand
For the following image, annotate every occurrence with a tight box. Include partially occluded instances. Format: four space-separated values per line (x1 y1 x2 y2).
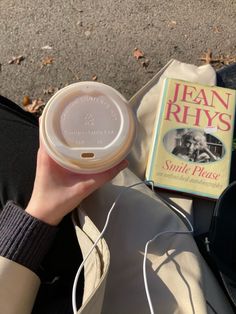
26 140 128 226
195 152 210 163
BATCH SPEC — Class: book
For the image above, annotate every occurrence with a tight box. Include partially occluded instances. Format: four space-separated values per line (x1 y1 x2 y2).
145 78 236 199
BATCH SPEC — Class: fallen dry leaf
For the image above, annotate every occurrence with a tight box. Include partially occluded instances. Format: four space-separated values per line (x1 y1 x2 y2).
218 54 236 65
213 26 221 33
42 56 54 66
133 48 144 60
23 98 45 116
199 49 236 68
22 95 31 107
199 48 212 64
8 55 25 65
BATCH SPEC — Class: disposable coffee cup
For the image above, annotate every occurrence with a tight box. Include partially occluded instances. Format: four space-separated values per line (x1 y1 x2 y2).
41 81 136 174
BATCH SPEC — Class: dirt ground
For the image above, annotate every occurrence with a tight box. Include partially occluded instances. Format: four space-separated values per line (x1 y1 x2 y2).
0 0 236 107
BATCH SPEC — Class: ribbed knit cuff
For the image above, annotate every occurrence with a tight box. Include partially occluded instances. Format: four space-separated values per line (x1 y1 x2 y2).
0 201 58 273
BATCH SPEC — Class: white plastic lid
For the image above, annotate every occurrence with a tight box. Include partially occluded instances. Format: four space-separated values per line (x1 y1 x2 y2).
41 82 136 173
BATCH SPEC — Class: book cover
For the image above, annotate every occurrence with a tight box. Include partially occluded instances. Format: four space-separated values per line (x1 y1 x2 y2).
146 78 236 199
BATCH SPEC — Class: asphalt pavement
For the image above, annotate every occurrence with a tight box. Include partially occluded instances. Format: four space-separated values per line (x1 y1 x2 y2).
0 0 236 105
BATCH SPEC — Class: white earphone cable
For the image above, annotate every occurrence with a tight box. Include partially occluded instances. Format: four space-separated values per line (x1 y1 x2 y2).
72 181 150 313
72 181 194 314
143 182 194 314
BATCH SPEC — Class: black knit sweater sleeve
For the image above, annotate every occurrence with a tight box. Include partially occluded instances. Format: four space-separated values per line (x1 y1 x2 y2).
0 201 58 273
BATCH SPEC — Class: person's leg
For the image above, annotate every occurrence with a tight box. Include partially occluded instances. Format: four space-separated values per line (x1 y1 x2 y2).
0 95 39 208
0 96 83 313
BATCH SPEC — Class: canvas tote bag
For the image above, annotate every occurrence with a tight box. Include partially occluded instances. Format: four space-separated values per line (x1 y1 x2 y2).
73 60 234 314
